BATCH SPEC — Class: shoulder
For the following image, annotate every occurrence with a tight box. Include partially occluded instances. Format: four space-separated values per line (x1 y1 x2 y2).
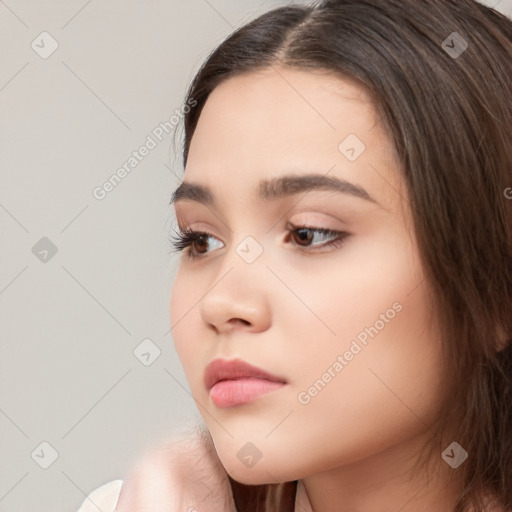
76 480 123 512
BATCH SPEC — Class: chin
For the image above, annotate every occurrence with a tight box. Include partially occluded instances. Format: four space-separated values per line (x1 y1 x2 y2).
226 468 279 486
218 453 294 486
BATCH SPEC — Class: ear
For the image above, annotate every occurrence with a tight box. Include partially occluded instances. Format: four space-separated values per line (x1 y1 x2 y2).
496 324 511 353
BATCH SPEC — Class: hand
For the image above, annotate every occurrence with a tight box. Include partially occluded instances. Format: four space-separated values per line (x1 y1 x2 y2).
114 425 237 512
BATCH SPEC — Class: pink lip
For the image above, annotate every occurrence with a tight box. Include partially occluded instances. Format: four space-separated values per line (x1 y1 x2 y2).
204 358 287 407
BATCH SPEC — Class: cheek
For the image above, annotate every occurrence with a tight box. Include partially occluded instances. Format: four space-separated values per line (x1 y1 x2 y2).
277 273 443 481
288 283 444 471
294 241 442 426
169 272 196 369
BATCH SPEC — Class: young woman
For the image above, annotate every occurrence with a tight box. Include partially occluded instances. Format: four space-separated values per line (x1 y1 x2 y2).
77 0 512 511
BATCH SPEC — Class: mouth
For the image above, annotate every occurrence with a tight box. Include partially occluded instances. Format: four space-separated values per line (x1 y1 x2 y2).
204 358 287 408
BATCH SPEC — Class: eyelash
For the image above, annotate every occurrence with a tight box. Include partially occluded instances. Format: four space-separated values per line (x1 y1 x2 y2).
169 222 349 260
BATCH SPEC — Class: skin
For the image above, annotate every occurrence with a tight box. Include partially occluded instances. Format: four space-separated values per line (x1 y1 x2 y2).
112 63 506 511
166 66 466 512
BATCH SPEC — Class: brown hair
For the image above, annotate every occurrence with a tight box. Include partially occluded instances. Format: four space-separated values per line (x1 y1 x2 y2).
175 1 512 510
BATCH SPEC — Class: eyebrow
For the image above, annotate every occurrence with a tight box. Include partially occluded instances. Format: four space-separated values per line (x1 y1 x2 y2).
170 173 377 207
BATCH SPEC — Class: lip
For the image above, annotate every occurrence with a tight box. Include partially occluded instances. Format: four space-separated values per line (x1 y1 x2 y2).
204 358 287 391
204 358 287 407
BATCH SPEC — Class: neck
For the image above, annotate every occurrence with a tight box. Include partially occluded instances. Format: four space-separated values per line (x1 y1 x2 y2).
301 432 462 512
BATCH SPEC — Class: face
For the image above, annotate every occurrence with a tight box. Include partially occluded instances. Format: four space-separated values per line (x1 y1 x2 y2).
170 67 446 485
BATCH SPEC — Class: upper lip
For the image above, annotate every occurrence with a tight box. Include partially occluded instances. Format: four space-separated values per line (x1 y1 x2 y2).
204 358 287 390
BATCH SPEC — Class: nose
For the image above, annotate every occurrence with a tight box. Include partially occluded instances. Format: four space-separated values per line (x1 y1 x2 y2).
198 257 272 335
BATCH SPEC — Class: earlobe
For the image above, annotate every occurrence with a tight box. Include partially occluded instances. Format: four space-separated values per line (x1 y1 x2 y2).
495 324 512 354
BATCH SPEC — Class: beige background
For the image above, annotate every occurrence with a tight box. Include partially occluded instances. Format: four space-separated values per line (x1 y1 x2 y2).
1 1 511 511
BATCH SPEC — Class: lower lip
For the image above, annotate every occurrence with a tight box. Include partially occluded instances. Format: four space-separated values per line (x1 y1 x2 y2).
209 378 286 408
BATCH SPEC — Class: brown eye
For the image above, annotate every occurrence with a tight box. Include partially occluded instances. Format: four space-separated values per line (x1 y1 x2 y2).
292 228 315 246
192 234 209 254
287 224 349 249
170 227 223 260
170 224 349 261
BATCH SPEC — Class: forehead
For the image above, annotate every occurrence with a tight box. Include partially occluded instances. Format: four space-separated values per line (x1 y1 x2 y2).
188 66 378 160
183 66 402 213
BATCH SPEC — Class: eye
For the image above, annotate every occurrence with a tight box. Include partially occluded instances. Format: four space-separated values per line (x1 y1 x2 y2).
169 223 349 260
285 222 349 251
169 227 223 259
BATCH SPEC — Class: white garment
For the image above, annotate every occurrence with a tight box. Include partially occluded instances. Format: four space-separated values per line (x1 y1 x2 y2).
77 479 313 512
76 480 123 512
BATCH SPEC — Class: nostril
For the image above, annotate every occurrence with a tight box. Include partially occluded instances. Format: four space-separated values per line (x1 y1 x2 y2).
230 318 251 327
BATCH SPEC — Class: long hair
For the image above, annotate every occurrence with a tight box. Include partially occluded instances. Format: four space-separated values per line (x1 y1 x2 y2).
175 1 512 510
